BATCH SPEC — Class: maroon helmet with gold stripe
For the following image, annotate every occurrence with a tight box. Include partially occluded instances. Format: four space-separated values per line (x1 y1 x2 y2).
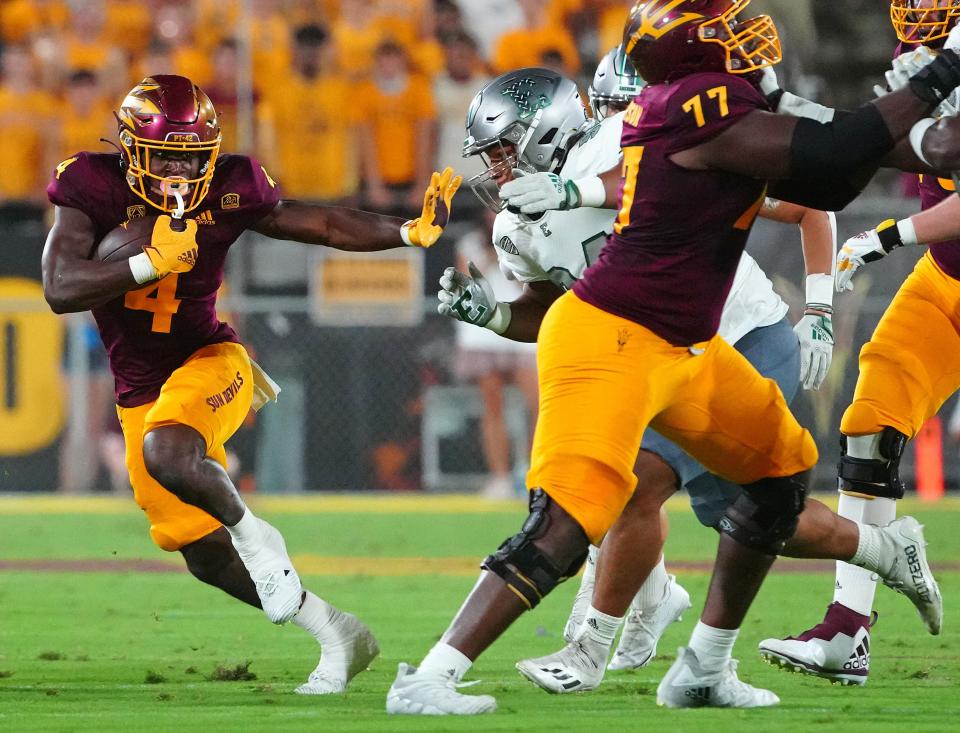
623 0 781 85
116 75 221 213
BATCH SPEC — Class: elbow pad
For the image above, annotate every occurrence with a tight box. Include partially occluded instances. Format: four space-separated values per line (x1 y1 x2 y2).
789 105 894 180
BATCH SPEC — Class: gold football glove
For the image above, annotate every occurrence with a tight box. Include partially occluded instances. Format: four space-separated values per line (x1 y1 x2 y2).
144 215 200 276
402 167 462 248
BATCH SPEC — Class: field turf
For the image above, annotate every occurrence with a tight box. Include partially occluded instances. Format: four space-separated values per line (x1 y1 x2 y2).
0 494 958 732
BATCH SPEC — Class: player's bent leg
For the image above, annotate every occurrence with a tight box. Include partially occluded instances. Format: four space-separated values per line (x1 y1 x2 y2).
598 447 688 672
387 490 591 715
180 527 260 606
531 448 690 688
143 344 303 624
143 424 245 525
656 472 809 710
562 545 598 644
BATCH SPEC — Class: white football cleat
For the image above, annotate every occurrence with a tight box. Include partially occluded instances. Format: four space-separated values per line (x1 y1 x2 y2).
758 602 872 686
609 575 691 670
656 647 779 709
515 635 607 694
563 546 598 643
236 518 303 624
386 663 496 715
295 612 380 694
874 516 942 635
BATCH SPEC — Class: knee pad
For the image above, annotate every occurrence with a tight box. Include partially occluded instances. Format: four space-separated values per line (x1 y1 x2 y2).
718 472 809 555
838 427 907 499
481 489 588 609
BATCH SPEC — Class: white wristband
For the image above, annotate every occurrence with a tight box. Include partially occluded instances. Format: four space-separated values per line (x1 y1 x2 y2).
909 118 937 166
484 302 512 335
896 217 919 246
573 176 606 208
805 273 834 309
129 252 159 284
400 220 414 247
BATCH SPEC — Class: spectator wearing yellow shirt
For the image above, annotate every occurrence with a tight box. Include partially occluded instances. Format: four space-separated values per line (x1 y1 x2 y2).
373 0 443 77
259 24 360 203
203 39 245 153
492 0 581 77
56 0 126 95
0 45 58 205
104 0 152 58
0 0 67 44
58 69 114 159
152 3 212 89
357 39 437 214
434 32 491 186
332 0 384 81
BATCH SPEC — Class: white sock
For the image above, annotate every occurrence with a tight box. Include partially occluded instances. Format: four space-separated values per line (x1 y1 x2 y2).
581 606 622 647
225 507 260 553
634 555 669 610
419 641 473 681
833 492 896 615
850 523 885 573
688 621 739 673
292 591 340 643
584 544 598 575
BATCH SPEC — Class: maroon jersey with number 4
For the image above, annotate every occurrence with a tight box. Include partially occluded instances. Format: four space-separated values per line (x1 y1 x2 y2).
574 72 768 345
47 152 281 406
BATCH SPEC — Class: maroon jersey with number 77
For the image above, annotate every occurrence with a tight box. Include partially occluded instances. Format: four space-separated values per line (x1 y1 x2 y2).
47 151 281 407
574 72 769 346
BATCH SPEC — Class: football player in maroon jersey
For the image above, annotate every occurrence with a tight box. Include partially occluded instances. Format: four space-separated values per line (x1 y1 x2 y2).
758 0 960 686
42 75 460 695
387 0 954 714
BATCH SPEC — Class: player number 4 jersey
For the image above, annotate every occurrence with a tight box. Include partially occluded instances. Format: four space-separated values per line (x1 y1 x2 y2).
47 152 281 407
493 109 786 346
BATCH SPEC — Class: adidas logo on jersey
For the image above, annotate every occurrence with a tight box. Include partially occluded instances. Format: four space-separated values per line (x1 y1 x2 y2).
196 210 216 225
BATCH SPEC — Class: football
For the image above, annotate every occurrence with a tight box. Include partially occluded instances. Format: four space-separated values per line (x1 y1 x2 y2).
93 216 157 262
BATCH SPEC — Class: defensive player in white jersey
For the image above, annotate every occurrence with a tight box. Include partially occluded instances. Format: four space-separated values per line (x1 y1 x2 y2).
435 58 837 695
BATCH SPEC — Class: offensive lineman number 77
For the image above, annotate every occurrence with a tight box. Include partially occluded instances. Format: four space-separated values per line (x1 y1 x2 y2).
682 86 729 128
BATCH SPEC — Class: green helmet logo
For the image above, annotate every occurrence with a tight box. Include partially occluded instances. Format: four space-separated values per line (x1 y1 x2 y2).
500 78 551 120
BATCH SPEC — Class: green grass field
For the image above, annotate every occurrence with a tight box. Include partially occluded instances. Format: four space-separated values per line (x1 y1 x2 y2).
1 494 958 732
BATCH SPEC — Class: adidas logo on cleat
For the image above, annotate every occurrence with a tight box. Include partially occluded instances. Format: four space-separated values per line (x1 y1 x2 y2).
843 640 870 671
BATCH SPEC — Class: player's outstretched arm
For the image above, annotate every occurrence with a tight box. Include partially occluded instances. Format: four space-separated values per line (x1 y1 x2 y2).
499 166 620 214
253 167 462 251
437 264 560 342
759 199 837 390
836 192 960 292
674 52 960 209
42 206 141 313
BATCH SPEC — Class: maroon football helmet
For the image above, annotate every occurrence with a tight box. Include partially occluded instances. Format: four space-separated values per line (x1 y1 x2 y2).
623 0 781 85
116 75 221 213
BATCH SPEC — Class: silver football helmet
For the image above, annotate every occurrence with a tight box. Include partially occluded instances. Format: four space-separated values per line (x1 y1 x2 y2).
588 45 645 120
463 67 593 212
